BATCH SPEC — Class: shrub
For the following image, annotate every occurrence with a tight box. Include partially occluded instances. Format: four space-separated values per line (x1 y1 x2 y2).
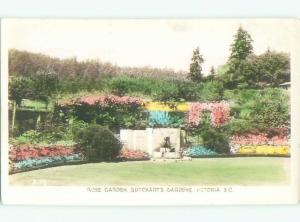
176 81 202 101
154 82 179 101
75 125 122 161
201 129 230 154
110 79 130 96
200 80 224 101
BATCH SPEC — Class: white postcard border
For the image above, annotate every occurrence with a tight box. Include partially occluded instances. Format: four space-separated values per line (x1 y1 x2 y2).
1 18 300 205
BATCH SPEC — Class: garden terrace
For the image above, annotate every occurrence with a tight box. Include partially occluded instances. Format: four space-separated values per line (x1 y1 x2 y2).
57 94 231 128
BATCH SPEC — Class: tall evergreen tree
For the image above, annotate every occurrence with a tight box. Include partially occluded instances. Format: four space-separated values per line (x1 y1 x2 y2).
224 26 254 88
188 47 204 82
229 26 253 61
210 66 216 76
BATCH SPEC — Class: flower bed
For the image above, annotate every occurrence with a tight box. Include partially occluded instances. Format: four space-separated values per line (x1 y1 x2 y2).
230 133 288 146
76 95 144 107
145 102 188 112
9 144 77 161
237 146 289 155
183 145 218 157
117 149 150 161
12 154 82 170
9 144 83 173
187 102 230 127
59 95 231 128
229 131 289 155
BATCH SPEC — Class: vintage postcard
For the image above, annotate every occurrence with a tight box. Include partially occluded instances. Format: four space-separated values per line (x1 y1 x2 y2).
1 18 300 205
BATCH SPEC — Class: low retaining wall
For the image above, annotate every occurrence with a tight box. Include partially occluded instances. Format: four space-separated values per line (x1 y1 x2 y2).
120 128 181 154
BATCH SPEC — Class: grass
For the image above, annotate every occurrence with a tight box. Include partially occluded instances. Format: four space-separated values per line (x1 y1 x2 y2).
9 157 290 186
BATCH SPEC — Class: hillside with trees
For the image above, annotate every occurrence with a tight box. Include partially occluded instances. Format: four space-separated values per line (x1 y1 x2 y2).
8 26 290 146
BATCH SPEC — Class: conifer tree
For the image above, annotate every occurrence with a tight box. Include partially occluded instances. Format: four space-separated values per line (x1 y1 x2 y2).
188 47 204 82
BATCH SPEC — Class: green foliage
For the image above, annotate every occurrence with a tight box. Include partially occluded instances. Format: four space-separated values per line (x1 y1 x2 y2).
204 66 216 81
200 80 224 101
75 125 122 161
201 128 230 154
251 50 290 87
9 71 59 108
226 51 289 88
14 130 43 144
104 75 170 98
9 76 33 106
153 82 180 101
109 78 130 96
223 48 290 89
186 111 230 154
104 75 203 102
153 80 202 102
250 89 289 129
31 70 58 106
9 49 186 81
13 114 88 145
14 129 71 146
223 26 254 89
224 88 289 134
176 81 202 101
37 112 66 138
217 64 230 76
210 66 216 76
14 110 74 145
188 47 204 82
56 78 104 94
8 41 290 147
227 118 255 135
73 103 145 132
64 118 89 141
229 26 253 61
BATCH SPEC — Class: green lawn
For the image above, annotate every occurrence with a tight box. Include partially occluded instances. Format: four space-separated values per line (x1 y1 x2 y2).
10 157 290 186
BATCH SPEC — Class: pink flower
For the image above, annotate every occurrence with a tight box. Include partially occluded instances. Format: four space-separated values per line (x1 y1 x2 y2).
230 133 288 146
186 102 230 127
210 102 230 127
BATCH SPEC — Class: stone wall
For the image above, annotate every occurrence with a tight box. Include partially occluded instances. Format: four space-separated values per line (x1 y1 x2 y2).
120 128 181 154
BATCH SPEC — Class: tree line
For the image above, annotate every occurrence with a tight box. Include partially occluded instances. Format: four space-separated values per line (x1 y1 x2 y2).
9 49 186 81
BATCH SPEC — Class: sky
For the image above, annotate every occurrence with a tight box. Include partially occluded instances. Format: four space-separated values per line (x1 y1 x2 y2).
2 19 296 74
